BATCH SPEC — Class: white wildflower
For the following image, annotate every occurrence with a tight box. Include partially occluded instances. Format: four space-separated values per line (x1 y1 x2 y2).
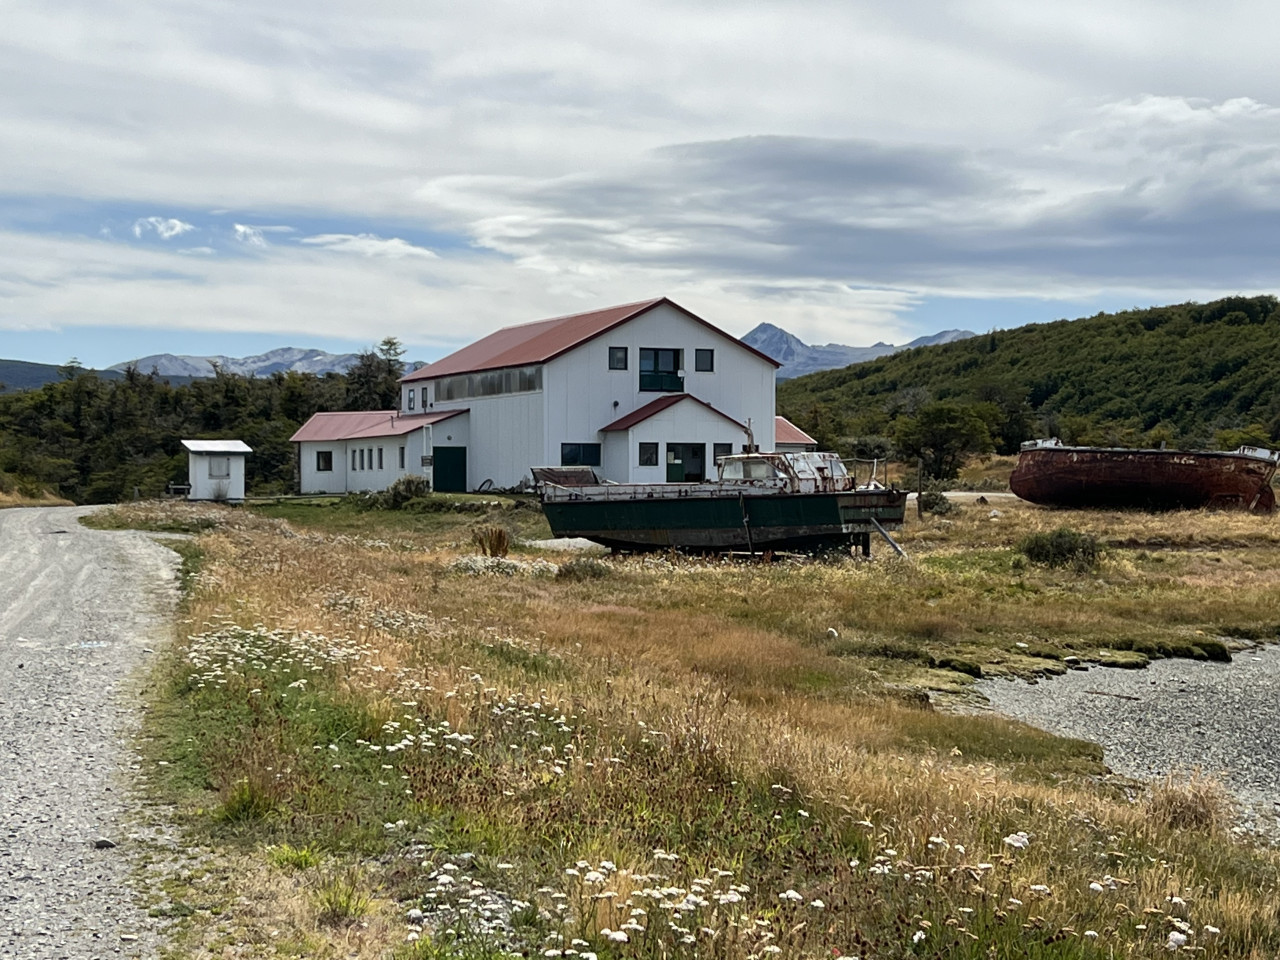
1003 832 1030 850
1166 931 1187 950
912 930 926 944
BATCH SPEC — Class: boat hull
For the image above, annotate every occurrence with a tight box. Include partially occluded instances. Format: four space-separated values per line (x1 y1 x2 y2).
542 489 908 552
1010 447 1277 513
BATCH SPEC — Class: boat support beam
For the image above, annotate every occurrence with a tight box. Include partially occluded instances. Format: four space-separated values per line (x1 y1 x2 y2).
870 518 908 559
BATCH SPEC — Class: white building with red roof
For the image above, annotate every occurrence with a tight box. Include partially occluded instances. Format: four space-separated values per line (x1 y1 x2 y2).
292 297 779 493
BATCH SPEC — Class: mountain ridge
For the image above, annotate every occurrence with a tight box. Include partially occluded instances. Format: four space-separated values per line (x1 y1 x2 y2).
109 347 361 378
741 323 975 379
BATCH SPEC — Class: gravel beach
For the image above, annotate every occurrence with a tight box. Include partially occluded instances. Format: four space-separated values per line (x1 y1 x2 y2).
0 506 179 959
978 647 1280 835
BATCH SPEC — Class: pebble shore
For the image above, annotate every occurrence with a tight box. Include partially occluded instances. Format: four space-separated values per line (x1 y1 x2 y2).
978 645 1280 837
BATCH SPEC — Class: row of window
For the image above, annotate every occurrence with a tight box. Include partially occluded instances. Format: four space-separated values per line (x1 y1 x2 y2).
434 365 543 401
608 347 714 373
313 448 406 472
559 442 737 468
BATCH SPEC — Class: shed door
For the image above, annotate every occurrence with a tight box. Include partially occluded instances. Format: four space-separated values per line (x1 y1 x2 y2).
434 447 467 492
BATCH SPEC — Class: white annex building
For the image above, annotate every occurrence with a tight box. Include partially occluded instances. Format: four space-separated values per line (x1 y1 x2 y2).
181 439 251 502
292 297 781 494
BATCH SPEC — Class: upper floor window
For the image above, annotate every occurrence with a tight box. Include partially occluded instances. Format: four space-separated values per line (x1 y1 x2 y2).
608 346 627 370
695 348 714 372
639 348 683 392
435 364 542 401
407 388 416 410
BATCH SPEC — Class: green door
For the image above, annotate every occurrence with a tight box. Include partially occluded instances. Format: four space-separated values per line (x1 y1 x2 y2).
434 447 467 492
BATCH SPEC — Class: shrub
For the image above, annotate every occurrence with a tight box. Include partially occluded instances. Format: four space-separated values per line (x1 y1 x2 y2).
555 556 612 581
382 474 432 509
1018 527 1101 570
269 843 321 870
918 489 955 515
312 867 372 926
471 525 511 557
1146 772 1232 832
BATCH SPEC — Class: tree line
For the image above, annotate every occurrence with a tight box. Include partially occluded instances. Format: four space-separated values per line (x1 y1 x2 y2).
779 295 1280 478
0 339 406 503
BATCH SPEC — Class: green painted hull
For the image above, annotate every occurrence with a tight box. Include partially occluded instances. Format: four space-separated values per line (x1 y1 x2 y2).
543 489 907 552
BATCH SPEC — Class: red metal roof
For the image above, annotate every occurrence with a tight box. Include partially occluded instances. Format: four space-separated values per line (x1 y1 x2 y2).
774 416 817 446
601 394 745 432
289 409 466 443
402 297 780 382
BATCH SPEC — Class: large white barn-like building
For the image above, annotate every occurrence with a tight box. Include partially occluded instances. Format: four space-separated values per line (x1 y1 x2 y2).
292 297 780 494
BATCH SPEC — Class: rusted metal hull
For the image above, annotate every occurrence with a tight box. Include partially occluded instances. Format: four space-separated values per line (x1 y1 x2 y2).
1010 446 1278 513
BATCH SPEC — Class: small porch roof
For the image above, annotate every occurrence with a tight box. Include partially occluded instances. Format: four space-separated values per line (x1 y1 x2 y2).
600 393 745 432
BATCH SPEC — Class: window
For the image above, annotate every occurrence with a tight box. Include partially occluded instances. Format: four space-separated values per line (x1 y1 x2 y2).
695 348 714 372
435 364 543 401
377 447 384 470
208 457 230 479
608 346 628 370
639 348 684 391
713 443 733 462
359 449 365 470
398 446 405 469
638 442 658 466
367 448 373 470
352 449 358 470
316 451 333 472
561 443 602 466
407 388 416 411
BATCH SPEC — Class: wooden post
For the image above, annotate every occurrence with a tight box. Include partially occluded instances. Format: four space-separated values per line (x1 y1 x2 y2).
916 457 924 520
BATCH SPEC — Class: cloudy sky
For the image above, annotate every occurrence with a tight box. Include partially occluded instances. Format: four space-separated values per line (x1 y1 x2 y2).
3 1 1279 368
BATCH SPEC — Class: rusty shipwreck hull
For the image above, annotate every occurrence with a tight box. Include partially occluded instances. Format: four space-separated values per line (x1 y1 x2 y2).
1009 441 1280 513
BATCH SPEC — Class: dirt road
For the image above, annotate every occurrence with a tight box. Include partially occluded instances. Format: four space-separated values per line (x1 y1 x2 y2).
0 507 179 959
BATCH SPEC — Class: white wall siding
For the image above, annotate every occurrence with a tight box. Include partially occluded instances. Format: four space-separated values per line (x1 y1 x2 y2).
298 432 428 495
622 404 753 483
188 453 246 501
543 302 776 461
424 395 542 489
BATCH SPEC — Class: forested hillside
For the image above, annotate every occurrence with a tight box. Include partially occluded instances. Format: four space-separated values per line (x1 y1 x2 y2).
0 341 405 503
778 295 1280 476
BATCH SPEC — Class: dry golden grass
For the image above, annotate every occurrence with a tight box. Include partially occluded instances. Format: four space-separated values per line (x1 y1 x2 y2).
0 488 73 508
107 500 1280 959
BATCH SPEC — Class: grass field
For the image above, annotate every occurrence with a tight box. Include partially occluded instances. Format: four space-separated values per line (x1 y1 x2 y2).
96 494 1280 959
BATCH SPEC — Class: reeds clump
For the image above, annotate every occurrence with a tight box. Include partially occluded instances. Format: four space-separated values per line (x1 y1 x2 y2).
471 524 510 557
1018 526 1101 570
1146 771 1232 832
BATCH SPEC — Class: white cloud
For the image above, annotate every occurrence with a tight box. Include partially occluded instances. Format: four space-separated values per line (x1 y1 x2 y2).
233 224 267 247
132 216 195 240
299 233 438 259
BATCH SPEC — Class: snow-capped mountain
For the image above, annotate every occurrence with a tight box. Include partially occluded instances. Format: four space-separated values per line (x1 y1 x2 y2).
741 323 976 379
110 347 361 378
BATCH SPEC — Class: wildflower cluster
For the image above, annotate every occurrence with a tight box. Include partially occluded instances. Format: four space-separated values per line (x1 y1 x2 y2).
447 555 559 578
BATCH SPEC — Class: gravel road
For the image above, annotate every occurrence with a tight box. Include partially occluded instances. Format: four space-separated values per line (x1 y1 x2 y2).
978 648 1280 835
1 506 179 959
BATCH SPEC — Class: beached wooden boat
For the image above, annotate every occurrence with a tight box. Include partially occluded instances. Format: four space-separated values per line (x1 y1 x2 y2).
533 452 907 554
1010 439 1279 513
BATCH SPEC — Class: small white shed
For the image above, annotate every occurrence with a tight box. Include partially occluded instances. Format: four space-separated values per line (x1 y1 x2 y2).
181 439 252 502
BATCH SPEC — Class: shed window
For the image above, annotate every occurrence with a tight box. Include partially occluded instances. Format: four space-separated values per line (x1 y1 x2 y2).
398 446 405 469
316 451 333 472
608 346 628 370
695 348 714 372
352 450 358 470
638 442 658 466
407 388 416 411
561 443 602 467
377 447 384 470
359 449 365 470
208 457 230 479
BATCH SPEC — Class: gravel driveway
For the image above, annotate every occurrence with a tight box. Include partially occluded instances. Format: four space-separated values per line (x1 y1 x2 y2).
978 648 1280 836
1 506 179 959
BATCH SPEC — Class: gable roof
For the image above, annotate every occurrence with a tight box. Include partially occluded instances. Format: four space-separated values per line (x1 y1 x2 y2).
402 297 780 382
182 439 252 454
774 416 817 446
601 393 746 433
289 409 466 443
